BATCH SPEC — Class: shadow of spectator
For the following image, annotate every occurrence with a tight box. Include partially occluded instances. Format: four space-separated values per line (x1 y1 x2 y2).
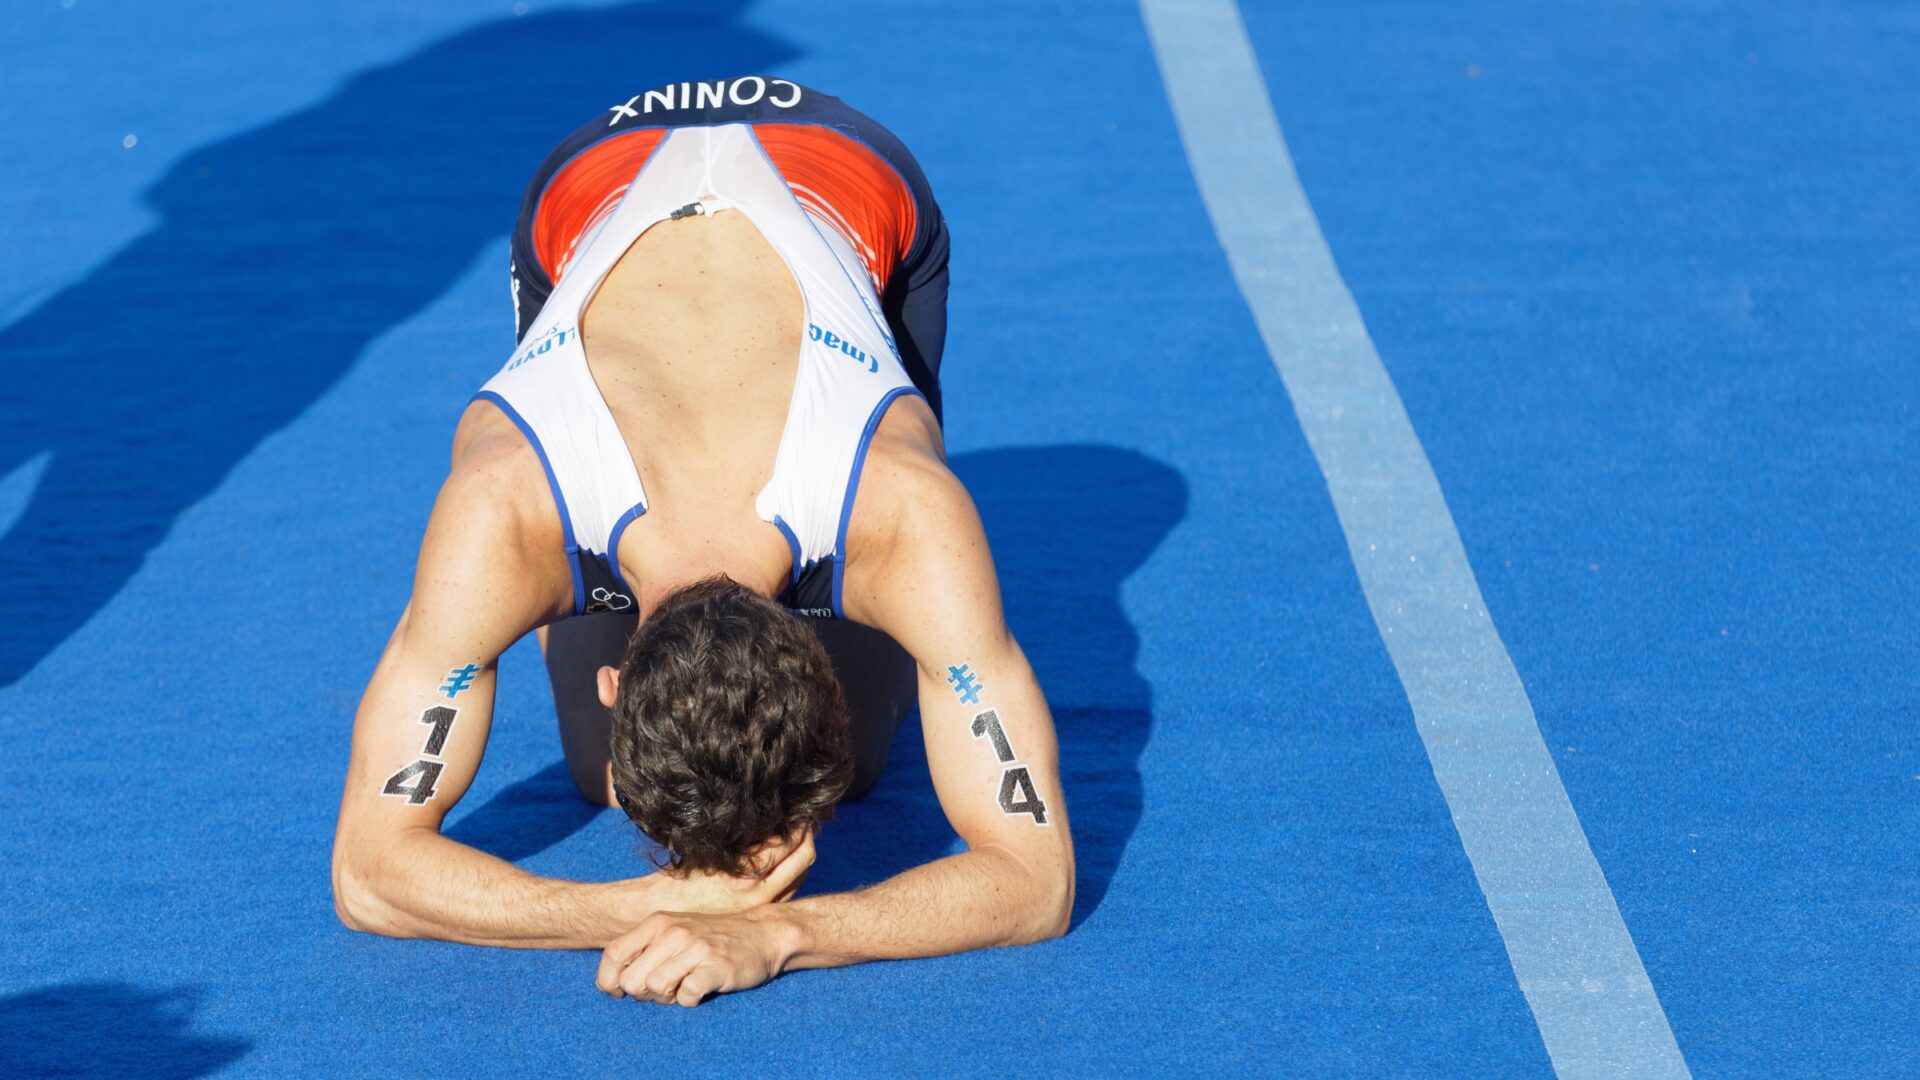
0 0 798 687
0 983 249 1079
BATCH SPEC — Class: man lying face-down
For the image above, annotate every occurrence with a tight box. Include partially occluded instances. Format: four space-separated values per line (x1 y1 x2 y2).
331 77 1073 1007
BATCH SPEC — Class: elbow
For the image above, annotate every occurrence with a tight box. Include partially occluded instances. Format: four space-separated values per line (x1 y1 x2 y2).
330 853 379 935
330 839 404 938
1034 861 1075 942
334 896 371 935
1010 854 1074 946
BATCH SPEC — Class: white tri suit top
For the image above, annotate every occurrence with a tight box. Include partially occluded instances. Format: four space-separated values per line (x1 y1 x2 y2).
474 122 925 621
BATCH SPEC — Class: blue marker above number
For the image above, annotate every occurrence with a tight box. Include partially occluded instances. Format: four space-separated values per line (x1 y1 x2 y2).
946 664 984 705
440 664 479 698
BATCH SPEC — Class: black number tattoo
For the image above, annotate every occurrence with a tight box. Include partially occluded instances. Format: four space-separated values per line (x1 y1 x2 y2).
970 709 1015 763
379 700 463 804
997 767 1048 825
382 760 445 805
419 706 457 756
950 659 1054 827
962 702 1051 826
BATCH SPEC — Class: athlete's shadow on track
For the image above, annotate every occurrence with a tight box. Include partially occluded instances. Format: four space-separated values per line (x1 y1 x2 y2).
444 761 598 864
0 1 798 688
809 445 1186 926
0 982 249 1079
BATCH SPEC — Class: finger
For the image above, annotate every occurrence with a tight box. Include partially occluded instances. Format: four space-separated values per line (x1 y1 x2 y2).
600 914 673 996
598 918 661 996
758 830 816 900
773 864 810 903
675 966 721 1008
641 939 710 1005
618 927 691 1002
598 933 638 997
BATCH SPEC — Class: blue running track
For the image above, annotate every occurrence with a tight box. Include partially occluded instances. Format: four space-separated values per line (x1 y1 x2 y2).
1 1 1914 1076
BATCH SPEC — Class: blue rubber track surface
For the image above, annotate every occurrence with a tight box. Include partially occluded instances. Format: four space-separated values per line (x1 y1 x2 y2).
0 1 1913 1076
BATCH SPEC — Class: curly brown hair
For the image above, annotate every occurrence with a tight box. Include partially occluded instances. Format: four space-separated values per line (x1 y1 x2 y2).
607 576 853 876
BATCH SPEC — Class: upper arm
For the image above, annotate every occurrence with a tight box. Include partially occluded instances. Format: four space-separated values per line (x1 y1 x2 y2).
843 449 1074 889
335 452 569 847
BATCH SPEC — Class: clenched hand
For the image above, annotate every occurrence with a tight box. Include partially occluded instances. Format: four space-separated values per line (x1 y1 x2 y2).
597 909 791 1007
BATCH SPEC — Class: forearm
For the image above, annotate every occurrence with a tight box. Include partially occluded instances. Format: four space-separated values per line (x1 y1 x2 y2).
765 844 1071 972
333 827 652 950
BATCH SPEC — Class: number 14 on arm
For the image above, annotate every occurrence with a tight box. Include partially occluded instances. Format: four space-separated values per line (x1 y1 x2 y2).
950 665 1048 826
381 666 479 805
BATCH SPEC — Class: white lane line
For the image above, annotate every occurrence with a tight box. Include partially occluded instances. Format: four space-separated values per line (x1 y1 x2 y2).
1137 2 1689 1076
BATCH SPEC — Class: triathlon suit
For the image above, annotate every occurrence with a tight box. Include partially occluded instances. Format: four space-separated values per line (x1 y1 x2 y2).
478 77 950 622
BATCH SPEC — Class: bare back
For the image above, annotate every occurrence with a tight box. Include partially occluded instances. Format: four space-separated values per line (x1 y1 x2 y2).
457 207 940 621
583 210 804 610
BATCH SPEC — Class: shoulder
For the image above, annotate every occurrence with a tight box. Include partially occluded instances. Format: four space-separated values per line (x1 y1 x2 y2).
442 399 563 537
842 401 998 630
451 398 548 491
846 397 977 558
407 401 573 631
